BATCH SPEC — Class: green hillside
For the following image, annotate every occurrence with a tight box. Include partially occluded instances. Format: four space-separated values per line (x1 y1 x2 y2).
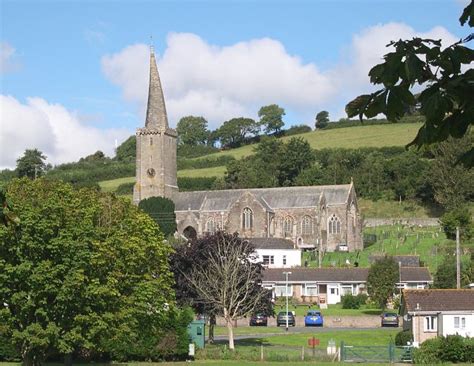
196 122 422 160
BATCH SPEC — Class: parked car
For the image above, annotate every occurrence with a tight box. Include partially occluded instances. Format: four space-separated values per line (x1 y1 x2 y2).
381 312 399 327
304 310 323 327
276 311 295 327
249 313 268 326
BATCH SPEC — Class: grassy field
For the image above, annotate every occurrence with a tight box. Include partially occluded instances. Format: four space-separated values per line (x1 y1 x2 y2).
358 198 441 218
271 303 381 317
197 123 422 160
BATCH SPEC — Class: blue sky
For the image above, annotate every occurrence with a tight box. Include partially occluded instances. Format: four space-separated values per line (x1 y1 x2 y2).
0 0 470 168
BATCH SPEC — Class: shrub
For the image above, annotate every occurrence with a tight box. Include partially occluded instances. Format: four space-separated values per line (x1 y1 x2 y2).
177 156 235 170
283 124 312 136
438 335 468 363
138 196 177 236
395 329 413 346
115 182 134 195
178 144 219 158
413 337 442 364
341 294 362 309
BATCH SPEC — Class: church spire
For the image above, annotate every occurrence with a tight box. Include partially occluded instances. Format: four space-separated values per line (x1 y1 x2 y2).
145 45 168 129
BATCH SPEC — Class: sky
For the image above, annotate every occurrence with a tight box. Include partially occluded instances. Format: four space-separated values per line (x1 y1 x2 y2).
0 0 471 169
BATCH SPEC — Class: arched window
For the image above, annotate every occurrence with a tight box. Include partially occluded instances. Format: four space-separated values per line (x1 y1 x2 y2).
328 214 341 234
283 216 293 237
242 207 253 230
302 216 312 235
206 219 215 233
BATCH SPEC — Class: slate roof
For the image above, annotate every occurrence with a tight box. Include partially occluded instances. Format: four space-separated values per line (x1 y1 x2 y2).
369 255 420 267
400 267 432 282
262 268 369 283
403 289 474 312
262 267 432 283
172 185 352 212
250 238 296 250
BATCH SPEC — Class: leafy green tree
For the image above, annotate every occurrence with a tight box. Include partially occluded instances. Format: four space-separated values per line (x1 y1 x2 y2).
346 1 474 166
258 104 285 135
294 162 325 186
367 256 399 309
315 110 329 129
216 117 259 148
428 136 474 211
16 149 47 179
138 196 177 237
280 137 315 185
0 178 177 365
115 136 136 162
439 207 473 241
176 116 209 146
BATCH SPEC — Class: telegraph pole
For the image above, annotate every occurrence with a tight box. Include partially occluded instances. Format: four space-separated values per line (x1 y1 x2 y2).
456 227 461 289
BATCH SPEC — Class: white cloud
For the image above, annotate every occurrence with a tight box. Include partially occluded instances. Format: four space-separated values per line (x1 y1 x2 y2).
101 24 460 128
0 41 20 74
0 95 130 169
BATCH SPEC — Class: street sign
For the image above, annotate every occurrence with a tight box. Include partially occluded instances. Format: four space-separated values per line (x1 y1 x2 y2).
308 337 320 347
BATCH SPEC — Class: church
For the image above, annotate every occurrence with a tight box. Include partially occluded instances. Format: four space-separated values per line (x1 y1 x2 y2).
133 48 363 252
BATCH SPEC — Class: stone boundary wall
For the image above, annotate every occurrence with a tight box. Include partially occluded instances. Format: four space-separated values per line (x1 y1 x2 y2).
216 315 381 328
363 218 439 228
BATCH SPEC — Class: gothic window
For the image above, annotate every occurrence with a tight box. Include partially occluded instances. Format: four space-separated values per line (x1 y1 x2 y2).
206 219 215 233
328 214 341 234
283 216 293 237
302 215 312 235
242 207 253 230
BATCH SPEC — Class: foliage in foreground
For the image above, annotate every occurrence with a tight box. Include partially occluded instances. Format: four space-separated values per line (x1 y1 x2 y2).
367 256 399 309
413 335 474 364
0 179 187 364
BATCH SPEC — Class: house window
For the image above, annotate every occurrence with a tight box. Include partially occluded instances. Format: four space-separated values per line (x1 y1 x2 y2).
282 255 287 266
283 216 293 237
274 285 292 297
462 317 466 328
330 288 339 295
341 285 353 295
302 216 312 235
304 284 318 296
424 316 437 331
242 207 253 230
454 317 460 328
262 255 274 265
328 214 341 234
454 317 466 329
206 219 215 233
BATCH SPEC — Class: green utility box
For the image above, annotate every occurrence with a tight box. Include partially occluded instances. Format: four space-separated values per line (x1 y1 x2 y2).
187 319 206 349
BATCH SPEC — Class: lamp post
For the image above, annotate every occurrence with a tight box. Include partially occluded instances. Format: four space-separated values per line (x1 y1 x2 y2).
283 271 292 331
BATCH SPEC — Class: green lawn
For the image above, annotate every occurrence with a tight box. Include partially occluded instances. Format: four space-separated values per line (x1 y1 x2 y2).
271 303 381 317
196 123 422 161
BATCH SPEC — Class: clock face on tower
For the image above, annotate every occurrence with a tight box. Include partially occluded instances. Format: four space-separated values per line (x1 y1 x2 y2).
147 168 156 178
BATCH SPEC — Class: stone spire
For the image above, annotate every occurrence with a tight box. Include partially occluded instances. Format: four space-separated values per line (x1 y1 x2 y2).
145 46 168 129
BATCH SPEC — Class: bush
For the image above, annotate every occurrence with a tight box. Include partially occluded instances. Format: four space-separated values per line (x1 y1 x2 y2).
177 155 235 170
395 329 413 346
413 335 474 364
116 182 134 195
341 294 367 309
138 196 177 236
283 124 312 136
438 335 468 363
178 144 219 158
413 337 442 364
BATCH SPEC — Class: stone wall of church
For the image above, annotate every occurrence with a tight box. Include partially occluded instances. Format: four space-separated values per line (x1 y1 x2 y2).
271 208 320 247
226 193 268 238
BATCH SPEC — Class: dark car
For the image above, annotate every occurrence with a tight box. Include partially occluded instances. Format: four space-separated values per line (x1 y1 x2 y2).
276 311 295 327
381 312 399 327
304 310 323 327
249 313 268 326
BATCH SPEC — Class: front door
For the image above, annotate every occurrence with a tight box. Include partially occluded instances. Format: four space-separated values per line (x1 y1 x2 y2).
327 284 340 304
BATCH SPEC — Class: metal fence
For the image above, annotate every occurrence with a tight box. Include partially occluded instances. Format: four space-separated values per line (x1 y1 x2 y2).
340 342 413 363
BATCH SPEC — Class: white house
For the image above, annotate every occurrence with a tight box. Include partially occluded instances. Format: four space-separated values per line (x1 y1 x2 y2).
263 267 432 305
401 289 474 347
250 238 301 268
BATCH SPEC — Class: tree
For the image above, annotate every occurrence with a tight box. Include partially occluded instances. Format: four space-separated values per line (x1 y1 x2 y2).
279 137 315 185
346 1 474 166
179 232 269 350
176 116 209 146
16 149 47 179
258 104 285 135
115 135 136 162
433 254 473 289
138 196 177 237
315 110 329 129
367 256 399 309
0 178 178 364
427 136 474 211
439 207 473 241
216 117 259 148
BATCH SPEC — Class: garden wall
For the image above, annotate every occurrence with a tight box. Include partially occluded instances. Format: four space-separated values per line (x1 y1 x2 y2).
364 218 439 228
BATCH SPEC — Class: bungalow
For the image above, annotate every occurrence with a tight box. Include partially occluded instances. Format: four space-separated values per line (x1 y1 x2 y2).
401 289 474 347
250 237 301 268
262 267 432 305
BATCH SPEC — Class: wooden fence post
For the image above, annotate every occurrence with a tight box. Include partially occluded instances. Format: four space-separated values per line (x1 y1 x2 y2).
301 346 305 361
260 344 264 361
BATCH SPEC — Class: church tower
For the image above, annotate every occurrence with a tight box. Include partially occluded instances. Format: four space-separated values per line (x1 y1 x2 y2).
133 47 178 204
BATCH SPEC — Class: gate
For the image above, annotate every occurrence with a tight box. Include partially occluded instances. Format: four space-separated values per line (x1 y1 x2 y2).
340 342 413 363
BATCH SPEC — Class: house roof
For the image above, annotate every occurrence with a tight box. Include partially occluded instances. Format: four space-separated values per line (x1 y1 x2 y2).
250 237 296 250
262 267 432 284
403 289 474 312
172 185 352 212
400 267 432 282
369 255 420 267
263 267 369 283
